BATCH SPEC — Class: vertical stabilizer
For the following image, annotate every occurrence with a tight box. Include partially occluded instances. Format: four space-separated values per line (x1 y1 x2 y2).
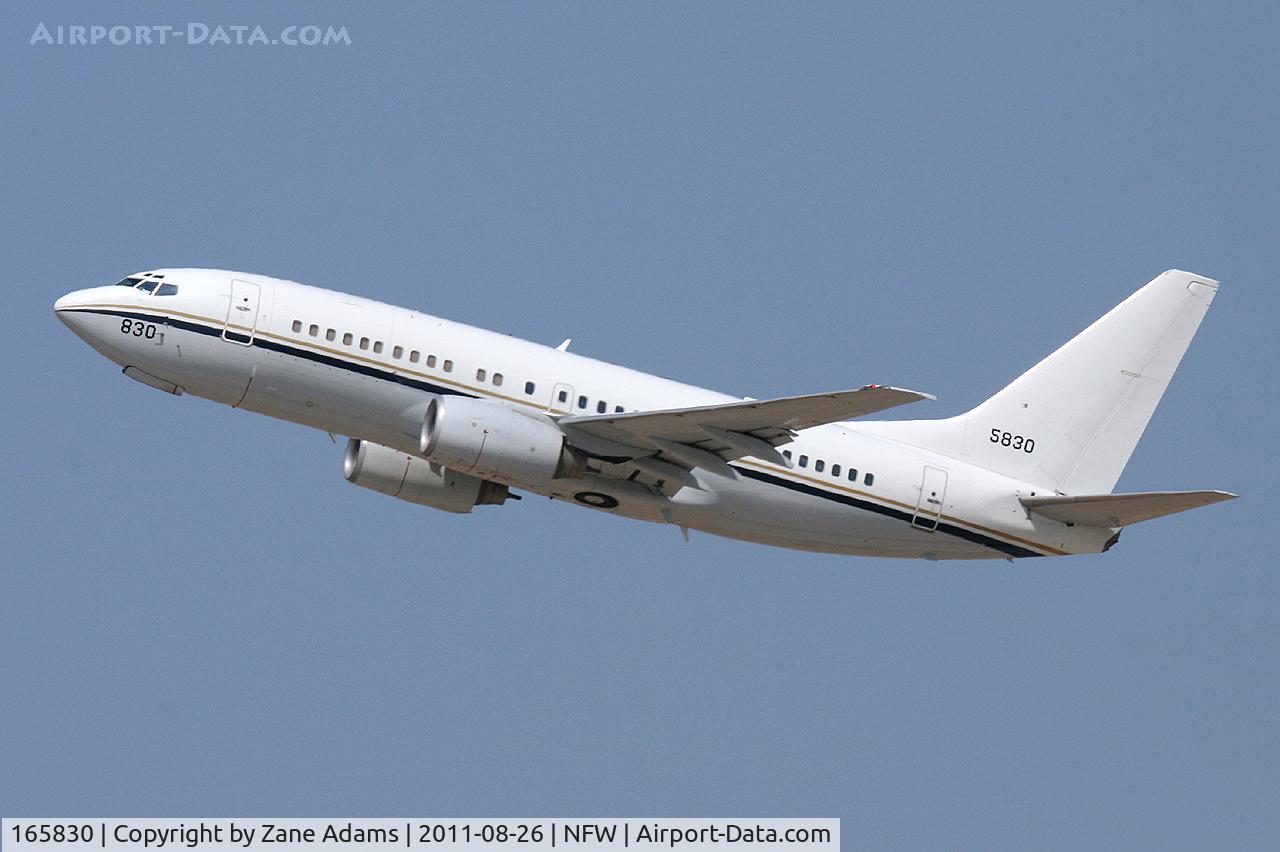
863 270 1219 493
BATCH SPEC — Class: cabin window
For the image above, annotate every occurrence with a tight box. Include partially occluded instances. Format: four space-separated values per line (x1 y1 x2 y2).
493 373 503 387
424 354 434 367
596 400 607 413
476 368 487 382
615 405 624 413
409 350 420 363
864 473 875 486
558 389 568 403
292 320 302 333
798 455 809 468
342 332 353 346
831 464 841 477
525 381 536 395
848 469 858 482
577 395 588 409
326 329 336 342
308 324 319 337
782 450 792 460
815 459 825 473
392 345 403 359
373 341 383 354
443 360 453 372
359 337 369 350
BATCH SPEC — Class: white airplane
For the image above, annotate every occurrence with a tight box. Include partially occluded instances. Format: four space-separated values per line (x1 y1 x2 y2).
55 268 1234 560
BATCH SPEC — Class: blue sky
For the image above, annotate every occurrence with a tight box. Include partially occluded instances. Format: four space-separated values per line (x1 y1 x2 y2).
2 2 1277 848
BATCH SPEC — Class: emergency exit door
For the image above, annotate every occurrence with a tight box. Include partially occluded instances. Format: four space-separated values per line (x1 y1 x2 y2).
549 382 574 414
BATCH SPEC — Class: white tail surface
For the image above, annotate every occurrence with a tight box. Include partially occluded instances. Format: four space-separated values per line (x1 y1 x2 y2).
1020 490 1237 527
863 270 1220 494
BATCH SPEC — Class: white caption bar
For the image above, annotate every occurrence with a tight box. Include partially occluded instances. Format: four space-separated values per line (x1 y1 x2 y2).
2 820 838 852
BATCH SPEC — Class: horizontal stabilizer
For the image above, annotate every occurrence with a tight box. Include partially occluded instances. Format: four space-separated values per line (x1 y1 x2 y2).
1021 490 1237 527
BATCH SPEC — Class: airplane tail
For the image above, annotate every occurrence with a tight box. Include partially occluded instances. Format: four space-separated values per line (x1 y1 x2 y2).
864 270 1220 494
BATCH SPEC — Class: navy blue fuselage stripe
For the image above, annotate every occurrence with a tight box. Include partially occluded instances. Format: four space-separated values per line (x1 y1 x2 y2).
69 307 476 398
71 306 1044 558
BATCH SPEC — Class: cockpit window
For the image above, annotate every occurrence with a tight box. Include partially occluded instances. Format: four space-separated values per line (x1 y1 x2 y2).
115 277 144 287
155 283 178 296
136 279 159 294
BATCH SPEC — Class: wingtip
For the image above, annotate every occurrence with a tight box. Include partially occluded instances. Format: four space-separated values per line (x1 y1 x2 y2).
863 383 936 401
895 386 937 402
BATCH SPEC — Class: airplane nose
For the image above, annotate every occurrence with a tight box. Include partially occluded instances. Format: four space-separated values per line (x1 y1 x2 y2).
54 289 94 332
54 289 91 313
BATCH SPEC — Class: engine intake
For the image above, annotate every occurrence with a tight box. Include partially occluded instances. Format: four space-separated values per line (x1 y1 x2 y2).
421 397 585 487
344 438 509 513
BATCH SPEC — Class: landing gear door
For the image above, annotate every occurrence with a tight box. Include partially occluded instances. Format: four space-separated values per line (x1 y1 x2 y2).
223 279 261 345
912 465 948 532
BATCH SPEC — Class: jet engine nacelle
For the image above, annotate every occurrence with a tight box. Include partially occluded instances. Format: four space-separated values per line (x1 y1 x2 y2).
421 396 585 488
344 438 510 514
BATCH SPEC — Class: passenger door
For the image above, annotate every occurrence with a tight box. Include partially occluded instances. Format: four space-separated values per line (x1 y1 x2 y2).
223 279 261 345
912 466 949 532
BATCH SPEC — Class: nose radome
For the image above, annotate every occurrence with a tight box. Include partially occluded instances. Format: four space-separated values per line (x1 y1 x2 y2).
54 289 96 333
54 287 98 313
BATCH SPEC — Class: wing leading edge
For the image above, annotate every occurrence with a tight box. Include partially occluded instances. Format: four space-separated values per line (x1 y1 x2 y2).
559 385 933 478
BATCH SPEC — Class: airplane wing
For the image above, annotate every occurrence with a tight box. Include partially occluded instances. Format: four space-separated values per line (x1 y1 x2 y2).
558 385 932 483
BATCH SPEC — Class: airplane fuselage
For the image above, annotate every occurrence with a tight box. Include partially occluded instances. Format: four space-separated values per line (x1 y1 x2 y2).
52 268 1161 559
